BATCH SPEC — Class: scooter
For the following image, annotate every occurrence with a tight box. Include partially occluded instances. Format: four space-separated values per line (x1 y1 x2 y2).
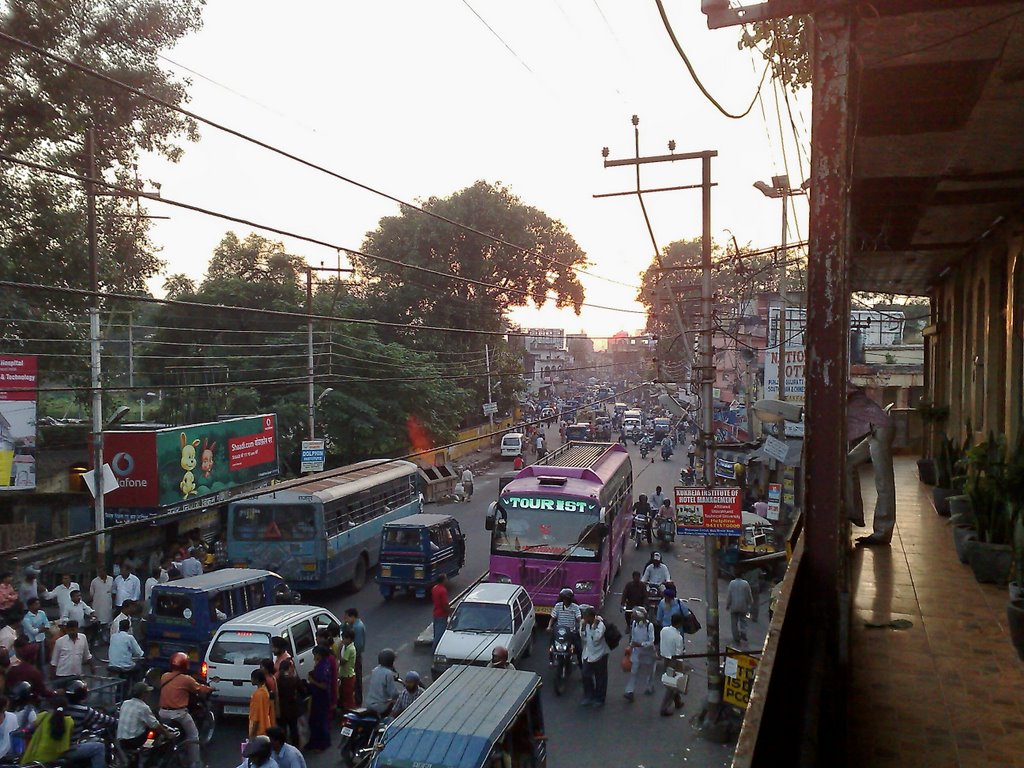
632 513 652 548
338 708 385 768
656 517 676 545
639 439 651 460
551 626 575 696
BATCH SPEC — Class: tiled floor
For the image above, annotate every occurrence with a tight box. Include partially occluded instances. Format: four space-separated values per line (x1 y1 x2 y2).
847 458 1024 767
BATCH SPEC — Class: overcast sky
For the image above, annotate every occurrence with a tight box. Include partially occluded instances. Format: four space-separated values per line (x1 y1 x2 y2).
138 0 811 342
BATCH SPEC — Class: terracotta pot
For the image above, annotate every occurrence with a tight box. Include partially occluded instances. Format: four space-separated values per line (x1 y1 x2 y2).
1007 599 1024 662
966 541 1013 585
952 524 978 565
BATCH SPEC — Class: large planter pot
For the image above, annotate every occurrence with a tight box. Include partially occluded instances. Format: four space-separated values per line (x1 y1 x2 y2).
966 541 1013 585
931 487 958 517
917 458 937 486
948 495 972 520
952 524 978 565
1010 581 1024 602
1008 599 1024 662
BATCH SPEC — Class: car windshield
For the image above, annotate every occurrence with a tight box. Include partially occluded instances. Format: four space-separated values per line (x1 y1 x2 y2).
449 602 512 633
209 631 271 664
493 495 603 558
231 504 318 541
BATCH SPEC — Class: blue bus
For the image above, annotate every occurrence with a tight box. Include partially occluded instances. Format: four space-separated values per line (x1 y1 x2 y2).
226 459 421 591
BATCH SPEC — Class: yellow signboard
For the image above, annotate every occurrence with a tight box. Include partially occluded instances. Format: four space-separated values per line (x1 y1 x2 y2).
722 647 759 710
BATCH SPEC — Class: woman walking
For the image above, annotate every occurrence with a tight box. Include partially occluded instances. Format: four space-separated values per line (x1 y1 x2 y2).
305 645 335 752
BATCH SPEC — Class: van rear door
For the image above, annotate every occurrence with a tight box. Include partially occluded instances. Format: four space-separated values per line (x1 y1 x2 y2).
206 630 272 713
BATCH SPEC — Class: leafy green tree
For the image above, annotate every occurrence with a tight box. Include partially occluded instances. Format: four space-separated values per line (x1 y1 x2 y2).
738 16 810 92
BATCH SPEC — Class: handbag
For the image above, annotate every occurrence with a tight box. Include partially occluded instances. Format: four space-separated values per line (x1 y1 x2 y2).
681 603 702 635
620 649 632 673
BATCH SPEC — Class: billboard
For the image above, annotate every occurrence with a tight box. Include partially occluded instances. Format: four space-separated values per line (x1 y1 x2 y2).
0 356 38 490
674 486 742 536
104 414 279 512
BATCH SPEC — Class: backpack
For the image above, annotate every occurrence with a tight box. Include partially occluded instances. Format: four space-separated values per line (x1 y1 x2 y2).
603 621 622 650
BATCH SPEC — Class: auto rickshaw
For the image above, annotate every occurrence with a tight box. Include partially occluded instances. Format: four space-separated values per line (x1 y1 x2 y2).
377 513 465 600
370 666 547 768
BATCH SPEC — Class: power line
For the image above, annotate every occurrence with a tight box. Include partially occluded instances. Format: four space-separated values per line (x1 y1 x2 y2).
0 151 645 316
460 0 534 74
0 29 640 291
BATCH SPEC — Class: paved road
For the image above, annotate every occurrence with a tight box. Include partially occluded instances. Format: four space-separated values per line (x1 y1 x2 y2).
207 436 768 767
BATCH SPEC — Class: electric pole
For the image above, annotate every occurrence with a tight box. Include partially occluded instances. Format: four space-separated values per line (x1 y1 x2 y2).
304 265 353 440
598 118 725 736
86 128 106 565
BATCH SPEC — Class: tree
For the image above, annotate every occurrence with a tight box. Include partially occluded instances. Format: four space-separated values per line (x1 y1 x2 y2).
738 16 810 92
0 0 204 390
163 273 196 298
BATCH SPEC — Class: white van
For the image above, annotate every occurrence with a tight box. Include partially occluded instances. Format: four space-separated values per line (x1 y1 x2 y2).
500 432 525 459
205 605 341 714
431 583 535 679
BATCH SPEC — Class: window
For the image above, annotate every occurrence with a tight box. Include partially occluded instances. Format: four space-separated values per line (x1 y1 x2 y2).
290 619 315 656
245 583 266 611
154 593 194 622
516 592 532 616
314 613 338 635
512 600 523 632
209 631 271 665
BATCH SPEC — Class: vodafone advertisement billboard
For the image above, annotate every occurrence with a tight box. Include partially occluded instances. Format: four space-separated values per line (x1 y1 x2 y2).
104 414 279 518
0 355 38 490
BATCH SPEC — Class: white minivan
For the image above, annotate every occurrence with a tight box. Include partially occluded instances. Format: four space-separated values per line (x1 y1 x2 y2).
500 432 525 459
432 583 535 679
205 605 341 715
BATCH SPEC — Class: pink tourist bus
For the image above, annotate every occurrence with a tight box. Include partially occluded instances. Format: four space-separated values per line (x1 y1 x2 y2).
486 442 633 617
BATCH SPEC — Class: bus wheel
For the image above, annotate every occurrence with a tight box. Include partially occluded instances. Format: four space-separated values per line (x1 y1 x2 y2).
349 554 368 592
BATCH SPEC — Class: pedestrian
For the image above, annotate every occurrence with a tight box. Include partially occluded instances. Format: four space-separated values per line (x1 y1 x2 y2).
109 601 134 637
248 669 276 740
461 468 474 500
213 532 229 569
687 440 696 468
337 628 357 712
59 591 94 632
17 567 40 609
178 549 203 579
113 565 141 610
305 646 334 752
623 606 656 701
266 726 305 768
271 636 291 675
726 575 754 645
0 573 18 616
513 454 524 471
158 557 174 584
430 575 450 654
753 496 769 519
654 586 689 644
0 616 17 653
275 659 305 748
342 608 365 705
658 612 687 716
744 569 763 622
579 607 609 708
50 621 94 682
143 569 160 610
535 433 546 460
88 566 113 627
20 599 49 670
618 569 643 634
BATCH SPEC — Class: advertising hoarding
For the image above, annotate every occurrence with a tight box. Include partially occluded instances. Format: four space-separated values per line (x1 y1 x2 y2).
103 414 279 515
300 439 325 474
723 647 759 710
0 355 38 490
674 486 742 536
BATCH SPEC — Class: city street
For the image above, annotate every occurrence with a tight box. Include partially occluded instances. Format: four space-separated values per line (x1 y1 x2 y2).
206 435 768 768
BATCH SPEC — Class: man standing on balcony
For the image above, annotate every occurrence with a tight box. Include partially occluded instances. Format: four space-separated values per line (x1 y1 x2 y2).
846 383 897 546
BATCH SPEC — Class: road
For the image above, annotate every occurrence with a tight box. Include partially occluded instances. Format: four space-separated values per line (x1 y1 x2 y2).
207 434 768 767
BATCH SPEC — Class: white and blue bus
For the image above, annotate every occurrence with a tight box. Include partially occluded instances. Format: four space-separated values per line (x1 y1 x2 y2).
226 459 421 591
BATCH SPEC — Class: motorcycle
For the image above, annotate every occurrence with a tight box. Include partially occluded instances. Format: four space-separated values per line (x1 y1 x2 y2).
680 467 695 485
551 626 574 696
146 670 215 749
656 516 676 545
338 708 384 768
639 439 651 460
644 584 662 616
113 724 185 768
661 444 673 461
631 513 652 548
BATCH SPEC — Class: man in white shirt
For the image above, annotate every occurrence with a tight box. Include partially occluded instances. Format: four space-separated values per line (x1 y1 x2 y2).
89 565 114 626
580 607 610 707
460 468 474 499
113 565 141 609
110 601 135 637
50 620 94 680
658 612 687 716
43 573 80 617
60 590 95 628
178 550 203 579
0 617 18 652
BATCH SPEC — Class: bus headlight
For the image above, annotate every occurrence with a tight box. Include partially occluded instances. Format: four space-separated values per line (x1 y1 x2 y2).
574 581 594 593
494 574 512 584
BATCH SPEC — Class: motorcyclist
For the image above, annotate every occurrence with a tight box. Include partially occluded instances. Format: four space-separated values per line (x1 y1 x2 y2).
390 671 425 718
661 436 673 459
549 588 583 666
6 680 39 758
64 678 116 768
641 552 672 590
158 651 212 768
364 648 400 717
488 646 516 670
631 494 653 544
117 681 169 751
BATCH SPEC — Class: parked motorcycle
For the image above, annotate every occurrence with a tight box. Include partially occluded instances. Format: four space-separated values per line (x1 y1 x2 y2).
632 513 652 548
338 708 385 768
551 626 575 696
656 517 676 545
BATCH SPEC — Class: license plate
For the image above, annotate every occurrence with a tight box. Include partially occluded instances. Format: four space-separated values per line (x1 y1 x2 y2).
341 727 353 737
143 739 155 749
223 704 249 716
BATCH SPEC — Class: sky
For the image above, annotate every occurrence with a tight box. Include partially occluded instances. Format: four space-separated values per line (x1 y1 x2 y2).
137 0 811 344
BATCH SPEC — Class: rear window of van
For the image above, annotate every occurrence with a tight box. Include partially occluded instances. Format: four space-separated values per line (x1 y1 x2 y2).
209 631 271 664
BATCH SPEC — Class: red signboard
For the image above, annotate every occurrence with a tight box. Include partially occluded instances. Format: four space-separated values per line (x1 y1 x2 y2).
102 431 159 508
674 486 743 536
227 416 277 471
0 356 37 401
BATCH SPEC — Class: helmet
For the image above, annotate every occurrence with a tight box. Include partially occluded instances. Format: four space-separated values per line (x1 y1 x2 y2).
378 648 396 668
169 652 190 672
65 679 89 704
490 646 509 665
558 588 574 601
7 681 32 705
403 670 421 685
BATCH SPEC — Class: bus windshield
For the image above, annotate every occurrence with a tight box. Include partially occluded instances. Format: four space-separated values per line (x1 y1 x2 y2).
493 494 603 558
231 504 318 541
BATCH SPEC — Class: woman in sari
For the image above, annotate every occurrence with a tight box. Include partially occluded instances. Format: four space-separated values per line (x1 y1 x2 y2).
305 645 335 752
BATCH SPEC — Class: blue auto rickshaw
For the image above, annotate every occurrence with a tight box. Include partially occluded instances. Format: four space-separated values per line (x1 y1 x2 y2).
371 666 547 768
376 513 465 600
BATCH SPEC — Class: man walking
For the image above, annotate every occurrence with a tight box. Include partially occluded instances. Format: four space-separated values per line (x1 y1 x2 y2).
580 607 609 708
687 440 697 469
726 575 754 645
619 571 646 633
460 468 474 500
658 612 687 716
430 575 450 653
50 620 94 683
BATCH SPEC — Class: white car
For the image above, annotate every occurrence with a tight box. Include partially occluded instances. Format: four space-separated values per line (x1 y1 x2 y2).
432 583 535 678
500 433 525 459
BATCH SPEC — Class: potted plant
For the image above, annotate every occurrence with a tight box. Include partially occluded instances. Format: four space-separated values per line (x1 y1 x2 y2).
962 434 1015 584
915 400 948 484
932 430 970 516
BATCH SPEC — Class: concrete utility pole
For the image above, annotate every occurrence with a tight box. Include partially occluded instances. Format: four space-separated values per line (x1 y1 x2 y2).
485 344 495 435
598 119 725 736
85 129 105 564
304 265 354 440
